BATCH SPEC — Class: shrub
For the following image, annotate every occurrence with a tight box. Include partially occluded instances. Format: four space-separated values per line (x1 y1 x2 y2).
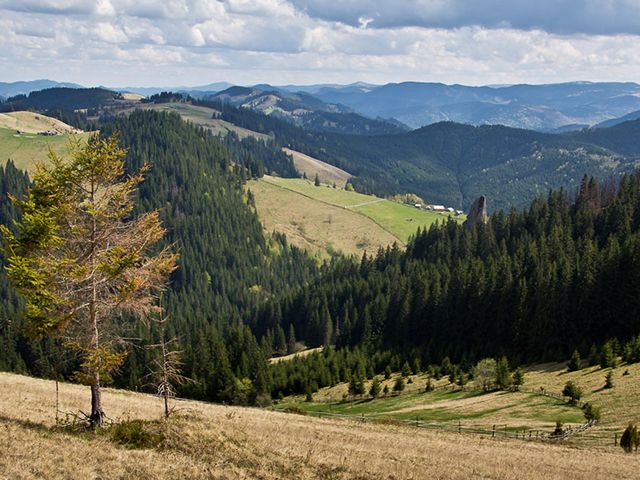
620 423 639 453
582 402 602 422
605 371 614 389
110 420 164 450
384 365 392 380
369 377 381 398
553 420 564 436
562 381 583 404
511 367 525 390
383 384 389 395
393 377 405 393
425 378 434 392
401 361 412 378
473 358 497 392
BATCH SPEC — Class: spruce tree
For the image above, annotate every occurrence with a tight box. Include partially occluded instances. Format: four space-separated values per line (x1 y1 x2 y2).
2 135 177 426
568 350 581 372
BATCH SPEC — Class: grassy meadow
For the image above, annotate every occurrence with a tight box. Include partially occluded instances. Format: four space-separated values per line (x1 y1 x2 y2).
282 147 352 187
249 176 463 257
1 371 639 480
279 360 640 449
0 127 91 172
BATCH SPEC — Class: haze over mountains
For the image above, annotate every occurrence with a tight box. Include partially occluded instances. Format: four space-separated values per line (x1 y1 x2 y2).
4 79 640 132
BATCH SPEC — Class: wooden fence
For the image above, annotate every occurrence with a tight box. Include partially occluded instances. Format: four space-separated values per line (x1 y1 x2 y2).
274 407 598 442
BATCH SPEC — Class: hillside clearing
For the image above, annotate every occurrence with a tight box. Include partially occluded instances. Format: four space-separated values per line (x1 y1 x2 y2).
250 176 463 257
282 147 352 187
0 127 91 172
0 111 82 134
1 372 638 480
248 178 399 257
129 102 270 140
282 361 640 448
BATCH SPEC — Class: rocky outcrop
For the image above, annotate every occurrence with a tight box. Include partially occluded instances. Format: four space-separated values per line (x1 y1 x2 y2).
464 196 488 230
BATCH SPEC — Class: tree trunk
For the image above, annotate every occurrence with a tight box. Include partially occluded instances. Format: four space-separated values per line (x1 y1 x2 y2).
90 374 104 427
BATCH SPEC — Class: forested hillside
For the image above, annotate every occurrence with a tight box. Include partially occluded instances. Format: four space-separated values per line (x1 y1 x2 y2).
260 172 640 395
0 111 317 404
211 101 640 211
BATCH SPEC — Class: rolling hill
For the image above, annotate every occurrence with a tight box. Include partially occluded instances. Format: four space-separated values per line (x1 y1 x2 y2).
209 86 408 135
313 81 640 131
0 112 90 171
1 371 638 479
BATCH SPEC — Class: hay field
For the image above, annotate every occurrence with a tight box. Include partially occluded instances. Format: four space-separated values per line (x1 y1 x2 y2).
0 111 82 135
250 176 463 257
282 147 352 187
1 372 638 480
248 178 399 257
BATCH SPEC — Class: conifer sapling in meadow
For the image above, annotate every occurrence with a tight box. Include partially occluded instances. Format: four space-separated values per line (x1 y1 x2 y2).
1 134 177 427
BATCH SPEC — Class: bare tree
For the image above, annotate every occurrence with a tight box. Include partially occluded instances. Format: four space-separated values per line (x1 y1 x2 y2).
2 134 177 427
145 295 185 419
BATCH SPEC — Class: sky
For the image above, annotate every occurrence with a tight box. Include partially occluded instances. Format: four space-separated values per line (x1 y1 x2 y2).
1 0 640 87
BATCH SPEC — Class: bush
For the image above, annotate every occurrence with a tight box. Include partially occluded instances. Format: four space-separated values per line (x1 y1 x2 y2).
562 381 583 404
473 358 497 392
384 365 392 380
605 371 614 389
620 423 639 453
401 361 412 378
110 420 164 450
369 377 381 398
511 367 524 390
582 402 602 422
425 378 434 392
553 420 564 436
393 377 405 393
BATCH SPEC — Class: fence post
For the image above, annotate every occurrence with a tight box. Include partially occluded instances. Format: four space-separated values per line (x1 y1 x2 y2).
492 424 496 438
458 420 461 434
615 433 618 446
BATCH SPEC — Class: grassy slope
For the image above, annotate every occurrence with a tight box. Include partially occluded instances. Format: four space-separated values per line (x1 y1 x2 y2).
0 127 91 172
282 361 640 446
250 176 463 257
133 103 270 140
248 178 399 258
1 372 638 480
0 111 82 134
282 147 352 188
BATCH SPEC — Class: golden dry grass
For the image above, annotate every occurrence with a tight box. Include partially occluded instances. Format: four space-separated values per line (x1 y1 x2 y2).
269 347 324 364
0 111 82 134
248 177 399 258
1 372 639 479
282 147 352 187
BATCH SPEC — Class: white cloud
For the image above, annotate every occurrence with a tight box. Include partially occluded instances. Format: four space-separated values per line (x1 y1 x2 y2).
0 0 639 87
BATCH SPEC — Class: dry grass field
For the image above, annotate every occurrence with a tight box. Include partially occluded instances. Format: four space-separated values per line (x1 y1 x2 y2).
248 177 399 258
282 147 352 187
0 111 82 135
1 371 639 480
282 360 640 448
249 176 462 258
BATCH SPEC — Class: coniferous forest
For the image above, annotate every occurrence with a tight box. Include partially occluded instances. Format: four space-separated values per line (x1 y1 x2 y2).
1 109 640 404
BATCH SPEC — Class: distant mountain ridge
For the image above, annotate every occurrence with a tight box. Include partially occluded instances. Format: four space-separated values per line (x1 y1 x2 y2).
0 79 83 98
312 81 640 131
209 86 408 135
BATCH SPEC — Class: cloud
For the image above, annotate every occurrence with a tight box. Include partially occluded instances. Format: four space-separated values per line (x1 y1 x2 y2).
290 0 640 35
0 0 640 87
